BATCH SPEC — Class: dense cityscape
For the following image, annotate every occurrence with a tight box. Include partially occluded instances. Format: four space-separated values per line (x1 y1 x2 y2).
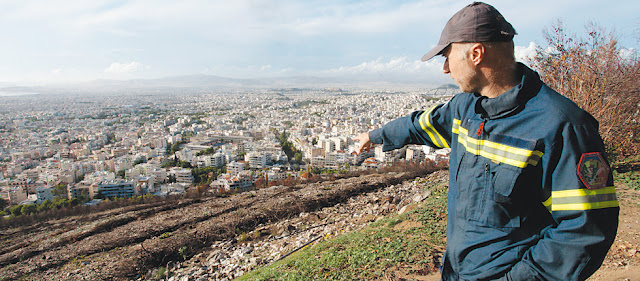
0 87 455 212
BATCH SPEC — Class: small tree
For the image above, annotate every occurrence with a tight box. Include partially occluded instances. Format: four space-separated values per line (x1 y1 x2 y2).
530 20 640 161
37 200 52 213
51 183 68 198
9 205 22 216
0 198 7 210
20 204 37 216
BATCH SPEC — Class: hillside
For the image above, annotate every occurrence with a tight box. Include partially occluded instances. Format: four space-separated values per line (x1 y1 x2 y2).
0 168 441 280
1 167 639 280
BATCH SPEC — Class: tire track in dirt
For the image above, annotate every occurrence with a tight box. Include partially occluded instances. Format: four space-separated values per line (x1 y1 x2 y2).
62 173 410 280
0 189 294 280
0 199 202 267
1 171 423 280
0 200 170 257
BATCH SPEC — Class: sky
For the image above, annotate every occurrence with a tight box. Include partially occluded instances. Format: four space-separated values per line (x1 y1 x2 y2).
0 0 637 87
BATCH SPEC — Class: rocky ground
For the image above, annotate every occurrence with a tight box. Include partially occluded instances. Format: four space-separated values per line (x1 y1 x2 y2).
2 168 638 281
0 168 435 280
159 170 640 281
155 170 449 281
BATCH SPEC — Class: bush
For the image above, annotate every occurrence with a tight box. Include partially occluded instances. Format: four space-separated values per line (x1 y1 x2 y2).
37 200 53 213
0 198 7 210
530 21 640 161
9 205 22 216
20 204 37 216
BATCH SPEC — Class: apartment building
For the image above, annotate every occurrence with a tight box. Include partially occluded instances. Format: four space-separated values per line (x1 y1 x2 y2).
89 181 136 199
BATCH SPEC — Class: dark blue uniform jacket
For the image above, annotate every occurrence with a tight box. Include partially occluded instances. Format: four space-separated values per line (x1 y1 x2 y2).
369 64 619 280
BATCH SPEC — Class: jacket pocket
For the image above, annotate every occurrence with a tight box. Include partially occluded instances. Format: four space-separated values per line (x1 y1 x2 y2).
454 152 487 223
484 163 523 228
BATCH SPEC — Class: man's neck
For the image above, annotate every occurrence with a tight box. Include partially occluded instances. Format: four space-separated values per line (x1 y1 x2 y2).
478 63 520 98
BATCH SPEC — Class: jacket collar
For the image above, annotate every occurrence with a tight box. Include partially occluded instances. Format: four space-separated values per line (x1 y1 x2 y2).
475 63 543 119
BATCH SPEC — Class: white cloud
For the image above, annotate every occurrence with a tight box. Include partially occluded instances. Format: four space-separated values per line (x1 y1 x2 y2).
104 61 147 74
0 1 636 84
326 56 442 75
319 56 450 86
515 42 538 63
257 65 272 72
286 1 455 36
620 48 637 61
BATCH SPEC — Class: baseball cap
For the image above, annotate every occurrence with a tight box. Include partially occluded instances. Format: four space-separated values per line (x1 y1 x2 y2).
421 2 517 61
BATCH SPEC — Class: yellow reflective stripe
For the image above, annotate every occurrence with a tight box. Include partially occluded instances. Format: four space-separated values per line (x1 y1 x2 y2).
418 108 443 148
457 127 535 168
552 201 619 211
482 139 543 159
542 196 552 212
452 120 460 134
418 105 450 148
547 186 619 211
452 119 543 168
457 135 527 167
552 186 616 198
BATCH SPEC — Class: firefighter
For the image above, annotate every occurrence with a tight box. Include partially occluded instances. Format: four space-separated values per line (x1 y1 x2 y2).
354 2 619 280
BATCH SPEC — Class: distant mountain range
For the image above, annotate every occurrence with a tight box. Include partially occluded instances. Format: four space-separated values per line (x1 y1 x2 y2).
0 75 456 96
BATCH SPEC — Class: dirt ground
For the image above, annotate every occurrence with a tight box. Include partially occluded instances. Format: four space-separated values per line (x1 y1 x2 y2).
2 171 637 280
0 172 419 280
588 187 640 281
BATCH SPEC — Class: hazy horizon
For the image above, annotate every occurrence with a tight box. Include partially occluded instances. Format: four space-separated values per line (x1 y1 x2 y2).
1 0 637 86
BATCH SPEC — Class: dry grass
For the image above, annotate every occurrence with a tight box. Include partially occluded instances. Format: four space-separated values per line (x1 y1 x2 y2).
530 20 640 161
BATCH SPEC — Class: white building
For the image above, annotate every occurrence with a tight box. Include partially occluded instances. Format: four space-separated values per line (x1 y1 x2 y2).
406 146 426 163
0 186 28 205
204 152 226 168
151 168 168 184
169 167 193 185
210 171 253 193
136 176 155 194
227 161 245 175
90 181 137 198
245 152 267 169
35 186 54 203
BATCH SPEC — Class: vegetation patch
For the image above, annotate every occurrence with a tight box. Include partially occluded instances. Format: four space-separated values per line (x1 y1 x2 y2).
239 183 448 280
614 156 640 190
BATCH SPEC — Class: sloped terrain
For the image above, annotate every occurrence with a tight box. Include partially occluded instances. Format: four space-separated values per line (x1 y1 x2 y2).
0 170 427 280
2 167 638 281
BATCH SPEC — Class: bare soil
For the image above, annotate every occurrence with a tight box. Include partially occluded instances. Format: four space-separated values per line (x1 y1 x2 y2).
588 187 640 281
0 172 417 280
1 169 637 281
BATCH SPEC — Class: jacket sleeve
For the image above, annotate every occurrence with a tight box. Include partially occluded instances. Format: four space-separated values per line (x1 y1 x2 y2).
506 122 619 281
368 100 455 151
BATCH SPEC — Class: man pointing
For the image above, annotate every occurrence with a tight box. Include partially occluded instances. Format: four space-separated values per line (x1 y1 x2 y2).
355 2 618 280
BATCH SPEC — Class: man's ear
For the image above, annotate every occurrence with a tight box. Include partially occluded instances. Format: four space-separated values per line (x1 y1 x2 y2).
469 43 485 66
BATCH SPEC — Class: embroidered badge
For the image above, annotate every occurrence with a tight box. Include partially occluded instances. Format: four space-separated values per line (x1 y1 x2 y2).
577 152 610 189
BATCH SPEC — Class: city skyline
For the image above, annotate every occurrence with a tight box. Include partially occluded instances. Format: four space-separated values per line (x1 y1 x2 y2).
0 0 637 87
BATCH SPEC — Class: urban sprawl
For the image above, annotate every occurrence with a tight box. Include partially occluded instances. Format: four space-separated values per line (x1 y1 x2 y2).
0 88 455 208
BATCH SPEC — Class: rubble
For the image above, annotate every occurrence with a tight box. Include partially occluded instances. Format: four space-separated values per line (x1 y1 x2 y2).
155 170 449 281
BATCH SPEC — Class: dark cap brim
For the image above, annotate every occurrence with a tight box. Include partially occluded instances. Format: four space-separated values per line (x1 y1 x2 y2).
421 43 449 62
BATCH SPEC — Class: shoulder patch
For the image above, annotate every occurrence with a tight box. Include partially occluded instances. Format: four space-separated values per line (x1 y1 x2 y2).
577 152 610 189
